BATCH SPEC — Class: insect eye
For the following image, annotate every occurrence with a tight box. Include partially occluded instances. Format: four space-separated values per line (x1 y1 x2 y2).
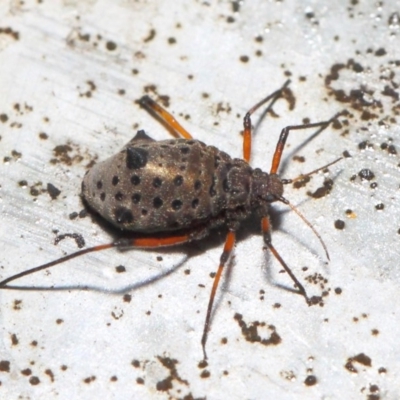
265 194 276 202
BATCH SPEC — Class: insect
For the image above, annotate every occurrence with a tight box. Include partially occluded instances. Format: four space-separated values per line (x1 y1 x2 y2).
0 80 339 360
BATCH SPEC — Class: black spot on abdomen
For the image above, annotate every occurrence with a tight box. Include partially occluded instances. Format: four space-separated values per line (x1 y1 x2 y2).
114 207 134 224
209 175 217 197
130 175 141 185
126 147 148 169
153 177 162 188
171 199 182 210
222 178 229 192
131 193 141 204
179 146 190 154
153 197 163 208
191 198 199 208
174 175 183 186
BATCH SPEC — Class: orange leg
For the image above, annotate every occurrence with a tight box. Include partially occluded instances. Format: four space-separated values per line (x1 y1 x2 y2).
242 80 291 162
270 118 336 175
139 96 193 139
0 234 192 288
201 230 236 360
261 216 309 304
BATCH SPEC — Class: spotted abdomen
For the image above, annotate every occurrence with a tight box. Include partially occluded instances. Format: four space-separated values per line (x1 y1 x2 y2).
82 131 253 232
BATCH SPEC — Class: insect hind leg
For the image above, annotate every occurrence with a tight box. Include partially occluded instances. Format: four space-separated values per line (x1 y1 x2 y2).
201 230 236 361
0 232 203 289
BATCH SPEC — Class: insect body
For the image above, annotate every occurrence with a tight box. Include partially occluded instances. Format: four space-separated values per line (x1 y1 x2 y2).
0 81 338 360
82 132 281 237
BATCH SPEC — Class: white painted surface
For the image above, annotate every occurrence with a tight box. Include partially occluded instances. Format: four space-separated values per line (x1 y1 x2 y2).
0 1 399 398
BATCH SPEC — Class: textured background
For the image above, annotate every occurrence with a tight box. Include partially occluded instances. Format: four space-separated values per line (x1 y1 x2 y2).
1 1 400 399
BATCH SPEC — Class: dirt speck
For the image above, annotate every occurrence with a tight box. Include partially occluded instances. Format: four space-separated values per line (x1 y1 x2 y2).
123 294 132 303
131 360 140 368
293 175 311 189
234 313 281 346
200 369 210 378
304 375 317 386
106 41 117 51
13 299 22 310
334 219 345 230
10 334 18 346
307 178 333 199
54 232 85 249
0 361 10 373
115 265 126 273
155 356 188 392
293 155 305 163
0 27 20 40
21 368 32 376
358 169 375 181
345 353 372 373
143 29 156 43
378 367 387 374
83 375 96 384
45 369 54 382
198 360 208 369
47 183 61 199
156 377 173 391
375 48 386 56
29 376 40 385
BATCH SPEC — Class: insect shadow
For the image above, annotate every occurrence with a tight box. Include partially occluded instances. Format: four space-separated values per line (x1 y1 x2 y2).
0 80 342 361
3 249 189 294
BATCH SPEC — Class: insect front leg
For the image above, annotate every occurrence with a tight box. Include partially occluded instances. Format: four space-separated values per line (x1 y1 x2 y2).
242 80 291 162
139 96 193 139
269 117 338 174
